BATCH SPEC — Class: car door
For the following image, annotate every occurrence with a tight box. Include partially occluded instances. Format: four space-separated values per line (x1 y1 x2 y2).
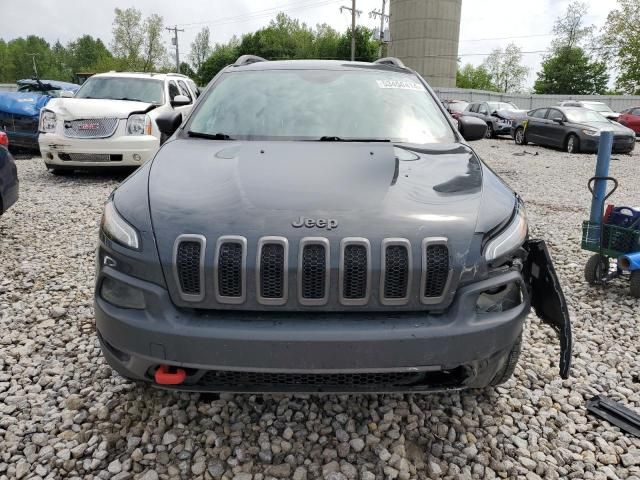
544 108 567 147
524 108 548 144
167 80 192 117
478 102 490 123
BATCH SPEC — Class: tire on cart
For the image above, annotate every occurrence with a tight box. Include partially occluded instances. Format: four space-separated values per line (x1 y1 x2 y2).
631 270 640 298
584 254 609 285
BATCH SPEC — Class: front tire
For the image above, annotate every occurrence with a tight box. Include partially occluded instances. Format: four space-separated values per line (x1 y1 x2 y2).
566 134 580 154
485 123 494 139
490 334 522 386
630 271 640 298
514 127 527 145
584 254 609 285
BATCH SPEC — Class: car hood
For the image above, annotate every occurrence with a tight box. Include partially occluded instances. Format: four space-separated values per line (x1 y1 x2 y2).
494 109 527 120
45 97 155 119
577 120 633 134
148 139 514 255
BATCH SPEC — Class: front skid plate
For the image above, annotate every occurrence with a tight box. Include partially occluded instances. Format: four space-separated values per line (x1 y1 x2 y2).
524 239 572 379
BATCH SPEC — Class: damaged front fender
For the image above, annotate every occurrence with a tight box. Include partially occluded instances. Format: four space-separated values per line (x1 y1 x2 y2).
524 239 572 379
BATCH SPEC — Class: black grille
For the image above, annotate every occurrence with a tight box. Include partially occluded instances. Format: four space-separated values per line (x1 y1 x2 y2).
201 370 426 387
176 241 202 295
384 246 409 299
424 244 449 298
301 244 326 299
343 245 368 299
260 243 285 298
218 242 243 297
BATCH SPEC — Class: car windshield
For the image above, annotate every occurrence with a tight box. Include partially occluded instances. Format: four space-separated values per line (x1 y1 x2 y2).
565 109 609 123
75 77 164 104
488 102 518 111
447 101 468 113
584 102 613 113
188 69 456 143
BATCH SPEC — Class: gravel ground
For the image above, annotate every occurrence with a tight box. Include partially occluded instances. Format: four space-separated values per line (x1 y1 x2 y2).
1 141 639 480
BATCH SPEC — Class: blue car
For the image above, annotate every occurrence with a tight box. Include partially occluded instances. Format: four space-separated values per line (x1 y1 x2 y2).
0 132 18 215
0 79 79 151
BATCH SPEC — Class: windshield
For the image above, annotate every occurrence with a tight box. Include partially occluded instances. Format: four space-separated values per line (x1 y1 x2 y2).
447 101 468 113
565 109 609 123
188 69 456 143
584 102 613 113
75 77 164 104
488 102 518 111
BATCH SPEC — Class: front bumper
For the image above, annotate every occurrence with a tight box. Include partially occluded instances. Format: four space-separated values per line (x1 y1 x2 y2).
580 135 636 153
6 130 39 150
494 122 512 135
39 133 159 167
95 265 531 392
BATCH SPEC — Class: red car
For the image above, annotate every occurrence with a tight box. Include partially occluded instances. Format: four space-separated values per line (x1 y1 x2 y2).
0 131 8 148
618 107 640 135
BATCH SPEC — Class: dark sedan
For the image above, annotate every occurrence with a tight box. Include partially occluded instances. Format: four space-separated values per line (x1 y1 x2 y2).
512 106 636 154
0 132 19 215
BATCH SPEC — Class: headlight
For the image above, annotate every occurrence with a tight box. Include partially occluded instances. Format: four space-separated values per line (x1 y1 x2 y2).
484 203 528 261
126 114 152 136
101 200 140 250
40 110 57 132
582 129 600 136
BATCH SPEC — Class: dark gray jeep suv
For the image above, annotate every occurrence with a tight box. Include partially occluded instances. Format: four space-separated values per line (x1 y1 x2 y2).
95 56 571 393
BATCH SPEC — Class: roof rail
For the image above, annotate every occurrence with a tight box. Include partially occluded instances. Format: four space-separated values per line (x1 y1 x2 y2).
234 55 268 67
373 57 406 68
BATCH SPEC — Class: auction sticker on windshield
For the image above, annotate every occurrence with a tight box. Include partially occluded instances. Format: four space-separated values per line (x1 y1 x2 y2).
376 79 426 91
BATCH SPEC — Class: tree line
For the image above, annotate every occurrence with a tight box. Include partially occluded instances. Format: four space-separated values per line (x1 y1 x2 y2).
2 1 640 95
456 1 635 95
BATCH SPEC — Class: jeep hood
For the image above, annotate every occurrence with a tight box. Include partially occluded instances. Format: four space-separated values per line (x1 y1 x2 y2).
46 97 155 119
147 140 515 258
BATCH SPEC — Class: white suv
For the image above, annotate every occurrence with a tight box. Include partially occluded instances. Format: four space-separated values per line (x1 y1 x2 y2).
38 72 199 173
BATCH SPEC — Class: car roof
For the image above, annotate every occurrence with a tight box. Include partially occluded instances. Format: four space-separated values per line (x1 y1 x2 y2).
226 59 412 74
92 72 191 81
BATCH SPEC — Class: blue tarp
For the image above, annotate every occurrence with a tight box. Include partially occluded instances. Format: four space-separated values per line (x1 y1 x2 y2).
0 92 51 117
16 79 80 92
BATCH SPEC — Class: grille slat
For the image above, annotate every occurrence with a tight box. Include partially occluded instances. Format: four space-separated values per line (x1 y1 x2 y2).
260 244 285 298
173 235 205 302
340 239 370 305
422 241 450 302
301 245 326 299
215 237 247 304
64 118 118 138
384 245 409 299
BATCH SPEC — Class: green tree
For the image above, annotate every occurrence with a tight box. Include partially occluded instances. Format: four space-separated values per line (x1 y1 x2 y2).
552 1 594 49
141 14 166 72
534 46 608 94
67 35 114 73
111 7 144 69
455 63 497 90
189 27 212 73
482 43 529 93
336 26 378 62
197 41 240 85
602 0 640 94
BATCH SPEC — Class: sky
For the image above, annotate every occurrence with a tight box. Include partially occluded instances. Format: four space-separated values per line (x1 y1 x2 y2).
1 0 616 87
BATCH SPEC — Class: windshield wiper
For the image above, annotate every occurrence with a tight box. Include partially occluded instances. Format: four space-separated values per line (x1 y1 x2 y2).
318 136 391 142
115 97 147 103
187 131 234 140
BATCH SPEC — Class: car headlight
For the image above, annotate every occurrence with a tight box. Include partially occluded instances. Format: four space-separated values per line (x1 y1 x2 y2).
484 203 528 261
582 129 600 136
101 200 140 250
40 110 57 132
126 114 152 136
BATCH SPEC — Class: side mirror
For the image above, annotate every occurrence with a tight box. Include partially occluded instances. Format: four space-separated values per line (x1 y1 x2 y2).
458 116 487 141
171 95 191 107
552 118 564 124
156 111 183 137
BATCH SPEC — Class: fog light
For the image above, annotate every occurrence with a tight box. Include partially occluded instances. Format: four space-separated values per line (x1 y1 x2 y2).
100 277 146 309
476 282 521 314
133 154 142 161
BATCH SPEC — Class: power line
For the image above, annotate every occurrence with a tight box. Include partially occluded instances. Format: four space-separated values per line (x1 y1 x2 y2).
340 1 361 61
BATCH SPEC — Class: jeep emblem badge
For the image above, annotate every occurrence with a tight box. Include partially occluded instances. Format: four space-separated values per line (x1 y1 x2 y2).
292 216 338 230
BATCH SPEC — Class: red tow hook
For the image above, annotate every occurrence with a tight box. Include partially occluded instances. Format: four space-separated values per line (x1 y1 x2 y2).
154 365 187 385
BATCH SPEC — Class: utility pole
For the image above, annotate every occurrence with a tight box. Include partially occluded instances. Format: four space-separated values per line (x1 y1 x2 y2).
340 1 361 61
369 0 390 58
166 25 185 73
